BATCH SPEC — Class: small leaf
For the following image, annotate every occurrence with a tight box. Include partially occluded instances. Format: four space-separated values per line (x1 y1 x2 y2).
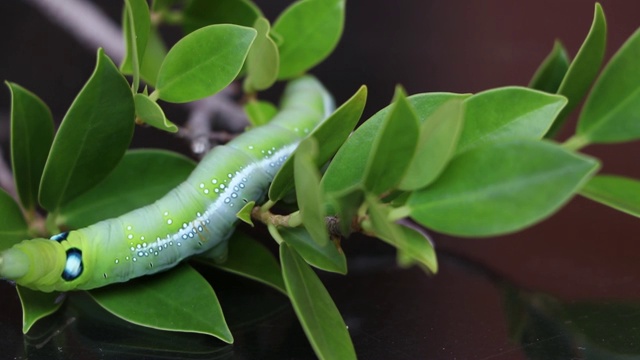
6 82 54 212
529 40 570 93
235 200 255 226
121 0 151 92
39 49 135 212
156 24 257 103
244 99 277 126
213 232 286 294
58 150 195 229
183 0 262 34
364 86 419 194
280 243 356 360
408 140 599 237
0 189 29 250
394 226 438 274
327 187 364 236
294 138 329 246
17 286 63 333
399 98 465 190
134 93 178 132
274 0 345 79
576 26 640 143
90 264 233 343
244 17 279 92
580 175 640 218
280 226 346 274
270 85 366 201
548 3 607 137
457 87 567 154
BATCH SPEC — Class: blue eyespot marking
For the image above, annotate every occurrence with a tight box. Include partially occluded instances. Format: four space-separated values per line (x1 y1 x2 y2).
50 232 70 242
61 248 83 281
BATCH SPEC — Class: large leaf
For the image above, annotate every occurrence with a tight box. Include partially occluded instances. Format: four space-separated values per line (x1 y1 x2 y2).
408 140 599 237
17 286 63 333
6 82 54 212
456 87 567 154
90 264 233 343
529 40 570 93
270 85 367 201
575 27 640 144
580 175 640 218
280 243 356 360
155 24 256 103
244 17 279 92
0 189 29 249
280 226 347 274
274 0 345 79
39 49 135 212
182 0 262 34
120 0 150 92
58 150 195 229
548 3 607 136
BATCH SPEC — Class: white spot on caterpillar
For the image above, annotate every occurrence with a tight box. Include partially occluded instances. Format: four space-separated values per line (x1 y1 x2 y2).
212 179 218 184
197 212 202 217
127 226 132 230
177 242 182 247
138 251 144 257
188 233 194 238
204 189 209 194
128 234 133 239
167 219 173 225
224 198 231 204
130 247 135 251
182 234 188 240
231 193 238 198
133 257 137 262
137 244 142 249
141 236 145 241
214 188 219 193
126 256 130 260
182 223 188 229
115 259 119 264
199 183 205 188
239 183 245 189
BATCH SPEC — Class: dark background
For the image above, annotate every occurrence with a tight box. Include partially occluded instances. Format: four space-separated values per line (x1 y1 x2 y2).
0 1 640 359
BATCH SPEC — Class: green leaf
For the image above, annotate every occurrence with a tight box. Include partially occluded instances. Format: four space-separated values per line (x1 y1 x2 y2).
575 26 640 144
0 189 29 250
548 3 607 137
399 98 465 190
90 264 233 343
235 200 255 226
58 150 195 229
580 175 640 218
280 226 346 275
121 0 151 93
294 138 329 246
270 85 367 201
280 243 355 359
529 40 570 93
327 187 364 236
364 86 419 194
183 0 262 34
244 17 279 92
134 93 178 133
244 99 277 126
6 82 54 212
321 93 468 196
408 140 599 237
155 24 257 103
274 0 345 79
17 286 63 333
394 226 438 274
39 49 135 212
213 232 286 294
456 87 567 154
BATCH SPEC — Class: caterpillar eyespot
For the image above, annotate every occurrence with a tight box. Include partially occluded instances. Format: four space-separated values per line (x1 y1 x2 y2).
0 76 333 292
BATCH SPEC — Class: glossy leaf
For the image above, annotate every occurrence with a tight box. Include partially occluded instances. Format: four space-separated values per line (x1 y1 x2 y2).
58 150 195 229
39 49 135 212
183 0 262 34
138 28 167 87
235 200 255 226
90 264 233 343
280 243 355 360
364 87 419 194
321 93 468 196
576 27 640 143
134 93 178 132
212 232 286 294
17 286 63 333
580 175 640 218
270 85 367 201
274 0 345 79
399 98 464 190
529 40 570 93
0 189 29 249
6 82 54 212
280 226 346 275
244 99 277 126
408 140 599 237
456 87 567 154
548 3 607 137
155 24 256 103
244 17 279 92
121 0 150 92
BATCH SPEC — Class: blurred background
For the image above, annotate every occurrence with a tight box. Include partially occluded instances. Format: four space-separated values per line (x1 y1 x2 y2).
0 1 639 359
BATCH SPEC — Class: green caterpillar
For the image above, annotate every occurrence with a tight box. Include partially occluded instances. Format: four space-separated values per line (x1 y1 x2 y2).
0 76 333 293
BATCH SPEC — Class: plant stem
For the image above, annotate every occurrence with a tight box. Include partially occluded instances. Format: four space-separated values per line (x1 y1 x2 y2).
562 135 590 152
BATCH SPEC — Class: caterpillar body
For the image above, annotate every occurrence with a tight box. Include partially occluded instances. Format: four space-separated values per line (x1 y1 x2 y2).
0 76 333 292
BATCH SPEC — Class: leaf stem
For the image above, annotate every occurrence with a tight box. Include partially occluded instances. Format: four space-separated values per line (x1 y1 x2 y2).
562 135 590 152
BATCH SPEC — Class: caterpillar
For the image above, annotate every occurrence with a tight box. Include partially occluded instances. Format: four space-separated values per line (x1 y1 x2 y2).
0 76 334 293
